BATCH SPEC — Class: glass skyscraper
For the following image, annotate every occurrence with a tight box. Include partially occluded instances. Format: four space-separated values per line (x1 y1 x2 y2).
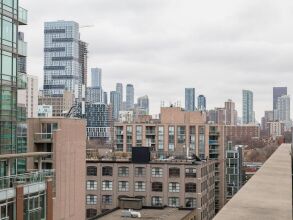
43 20 81 97
198 94 206 111
185 88 195 111
126 84 134 110
242 90 254 124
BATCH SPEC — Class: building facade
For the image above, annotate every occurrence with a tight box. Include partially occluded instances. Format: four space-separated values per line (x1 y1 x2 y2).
113 107 226 212
83 103 111 139
27 118 86 220
86 87 103 103
126 84 134 110
86 155 216 220
43 20 83 98
225 142 243 202
18 74 38 118
185 88 195 112
137 95 149 115
242 90 254 124
38 90 74 116
275 95 291 131
110 91 121 120
91 68 102 88
273 87 287 110
224 99 237 126
198 95 206 111
116 83 123 108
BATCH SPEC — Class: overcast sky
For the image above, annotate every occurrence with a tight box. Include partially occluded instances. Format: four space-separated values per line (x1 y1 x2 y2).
21 0 293 121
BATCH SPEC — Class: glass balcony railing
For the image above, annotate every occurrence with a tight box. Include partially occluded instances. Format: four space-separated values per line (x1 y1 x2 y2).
18 40 27 57
34 133 53 143
0 169 54 190
18 7 28 25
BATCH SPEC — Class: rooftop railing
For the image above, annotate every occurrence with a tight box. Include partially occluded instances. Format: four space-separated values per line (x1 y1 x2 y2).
0 169 54 190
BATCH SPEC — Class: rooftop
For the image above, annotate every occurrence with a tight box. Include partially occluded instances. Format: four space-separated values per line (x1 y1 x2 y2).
97 208 193 220
214 143 292 220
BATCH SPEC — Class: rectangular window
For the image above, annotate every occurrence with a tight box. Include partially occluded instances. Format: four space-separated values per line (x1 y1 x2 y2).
152 197 162 207
86 195 97 205
152 167 163 177
102 181 113 191
168 182 180 192
136 126 142 146
177 126 186 144
102 195 112 204
185 168 197 178
135 167 146 177
135 182 146 192
86 180 97 190
185 198 196 208
158 126 164 150
168 197 179 207
118 167 129 177
118 181 129 192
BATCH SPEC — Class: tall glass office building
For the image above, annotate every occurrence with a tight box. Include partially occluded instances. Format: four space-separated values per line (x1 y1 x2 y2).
43 20 81 97
0 2 54 219
0 0 27 174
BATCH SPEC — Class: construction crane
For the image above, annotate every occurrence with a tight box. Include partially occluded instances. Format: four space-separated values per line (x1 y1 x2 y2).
80 25 94 29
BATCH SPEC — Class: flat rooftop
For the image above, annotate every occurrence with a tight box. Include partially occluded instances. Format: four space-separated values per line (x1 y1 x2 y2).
98 208 192 220
214 143 292 220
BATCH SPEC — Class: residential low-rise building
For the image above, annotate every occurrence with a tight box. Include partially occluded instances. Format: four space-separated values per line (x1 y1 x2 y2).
86 148 216 220
27 118 86 220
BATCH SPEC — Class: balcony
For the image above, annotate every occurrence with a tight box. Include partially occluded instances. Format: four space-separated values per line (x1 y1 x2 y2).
214 144 292 220
0 169 54 190
18 40 27 57
18 7 27 25
34 133 52 143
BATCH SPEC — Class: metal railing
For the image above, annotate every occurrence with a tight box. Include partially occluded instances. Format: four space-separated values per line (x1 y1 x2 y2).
0 169 54 190
34 133 52 142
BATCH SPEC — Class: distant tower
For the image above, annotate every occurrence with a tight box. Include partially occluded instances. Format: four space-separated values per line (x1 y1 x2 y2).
198 95 206 111
91 68 102 88
242 90 254 124
116 83 123 109
185 88 195 111
110 91 121 120
137 95 149 115
126 84 134 110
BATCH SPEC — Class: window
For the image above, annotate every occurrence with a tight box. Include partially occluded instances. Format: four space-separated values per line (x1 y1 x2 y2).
87 166 97 176
185 198 196 208
152 167 163 177
118 181 129 192
135 182 146 192
136 126 142 146
185 183 196 193
168 126 175 152
102 195 112 204
86 209 97 218
169 168 180 178
152 182 163 192
102 181 113 191
152 197 162 207
158 126 164 150
169 182 180 192
86 180 97 190
102 166 113 176
86 195 97 205
118 167 129 177
168 197 179 207
177 126 186 144
185 168 196 178
135 167 146 177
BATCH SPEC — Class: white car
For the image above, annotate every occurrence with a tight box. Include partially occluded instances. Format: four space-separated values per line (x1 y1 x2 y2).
121 209 141 218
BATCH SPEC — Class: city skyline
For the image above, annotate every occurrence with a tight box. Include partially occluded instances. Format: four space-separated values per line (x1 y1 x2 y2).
22 0 292 121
